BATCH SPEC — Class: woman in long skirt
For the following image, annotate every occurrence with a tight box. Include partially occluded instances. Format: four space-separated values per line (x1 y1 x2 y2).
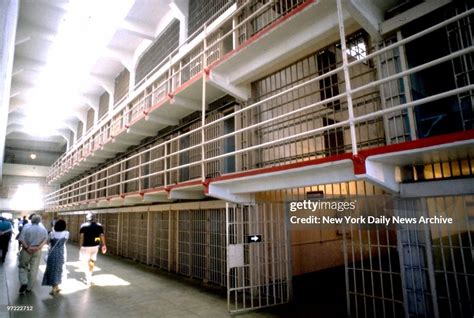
42 219 69 295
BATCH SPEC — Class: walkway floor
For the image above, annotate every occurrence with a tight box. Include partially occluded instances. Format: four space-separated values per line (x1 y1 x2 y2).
1 238 348 318
0 240 281 318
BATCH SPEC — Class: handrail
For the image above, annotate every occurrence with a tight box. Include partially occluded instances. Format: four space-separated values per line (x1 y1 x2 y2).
45 83 474 206
46 4 473 203
48 0 239 177
45 33 474 204
49 0 302 181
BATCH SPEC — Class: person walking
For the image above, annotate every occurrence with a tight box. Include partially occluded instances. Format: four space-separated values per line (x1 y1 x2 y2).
42 219 69 295
0 216 13 263
18 215 48 294
79 213 106 285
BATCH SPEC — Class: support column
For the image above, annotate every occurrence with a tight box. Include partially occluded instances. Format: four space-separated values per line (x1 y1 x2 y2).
0 0 19 183
395 198 438 318
336 0 358 155
201 25 207 182
397 31 417 141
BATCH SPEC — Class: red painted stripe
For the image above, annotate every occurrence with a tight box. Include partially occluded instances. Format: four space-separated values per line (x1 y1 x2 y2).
58 130 473 209
166 179 203 191
173 71 203 96
209 153 353 183
359 130 474 158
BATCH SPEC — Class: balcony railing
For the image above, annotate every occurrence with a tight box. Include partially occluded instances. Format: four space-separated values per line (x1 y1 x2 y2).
44 4 474 209
48 0 305 183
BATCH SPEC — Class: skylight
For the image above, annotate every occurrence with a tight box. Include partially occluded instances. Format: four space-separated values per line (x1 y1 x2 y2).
21 0 135 137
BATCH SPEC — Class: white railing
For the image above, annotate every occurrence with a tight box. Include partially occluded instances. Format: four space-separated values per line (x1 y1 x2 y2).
44 4 474 209
47 0 239 182
48 0 306 183
46 3 473 208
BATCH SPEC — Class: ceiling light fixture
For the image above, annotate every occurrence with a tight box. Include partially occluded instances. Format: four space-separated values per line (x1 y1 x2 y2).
30 153 37 160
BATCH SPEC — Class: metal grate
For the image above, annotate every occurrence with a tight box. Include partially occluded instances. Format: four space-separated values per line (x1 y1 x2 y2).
227 202 291 313
151 211 170 270
113 68 130 106
344 195 474 318
99 91 109 119
188 0 230 36
135 19 180 84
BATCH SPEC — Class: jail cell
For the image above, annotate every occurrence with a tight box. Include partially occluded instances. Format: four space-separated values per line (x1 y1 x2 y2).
68 215 81 243
96 170 107 199
236 103 260 171
111 113 124 137
139 149 150 190
205 107 237 178
177 210 191 276
344 195 474 318
124 153 139 193
169 210 178 273
376 36 413 144
150 211 170 270
107 162 121 196
188 121 202 180
118 213 131 258
152 74 168 105
401 157 474 182
190 209 207 280
167 133 180 184
78 179 87 203
104 213 119 256
87 175 96 201
235 0 304 46
227 203 291 313
206 29 224 66
208 209 227 286
181 45 203 84
127 212 148 263
426 195 474 318
446 1 474 132
148 140 166 188
59 188 68 207
347 32 385 150
95 213 106 228
250 46 346 168
205 112 223 178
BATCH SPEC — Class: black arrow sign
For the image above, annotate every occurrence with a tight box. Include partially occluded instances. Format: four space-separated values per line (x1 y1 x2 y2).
247 235 262 243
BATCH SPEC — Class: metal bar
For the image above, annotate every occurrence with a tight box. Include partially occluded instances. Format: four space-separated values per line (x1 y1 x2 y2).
336 0 357 155
421 199 440 318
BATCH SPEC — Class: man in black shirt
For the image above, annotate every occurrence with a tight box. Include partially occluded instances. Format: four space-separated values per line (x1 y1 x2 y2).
79 213 106 285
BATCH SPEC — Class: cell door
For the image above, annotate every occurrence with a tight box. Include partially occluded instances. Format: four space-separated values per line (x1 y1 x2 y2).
226 202 291 313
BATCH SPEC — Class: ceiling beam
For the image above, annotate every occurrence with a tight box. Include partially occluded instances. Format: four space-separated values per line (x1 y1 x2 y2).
103 46 135 72
89 75 114 96
345 0 383 40
120 19 156 40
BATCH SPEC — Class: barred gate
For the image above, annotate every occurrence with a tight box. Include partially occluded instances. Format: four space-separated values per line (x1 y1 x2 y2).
226 203 291 313
344 195 474 318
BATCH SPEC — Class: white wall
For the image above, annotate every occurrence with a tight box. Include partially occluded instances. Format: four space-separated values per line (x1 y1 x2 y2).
0 175 57 212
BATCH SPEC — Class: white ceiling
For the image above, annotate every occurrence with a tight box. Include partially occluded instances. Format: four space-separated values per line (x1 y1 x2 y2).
8 0 171 165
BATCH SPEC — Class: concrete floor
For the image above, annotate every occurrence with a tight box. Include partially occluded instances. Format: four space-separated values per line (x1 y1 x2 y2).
0 240 284 318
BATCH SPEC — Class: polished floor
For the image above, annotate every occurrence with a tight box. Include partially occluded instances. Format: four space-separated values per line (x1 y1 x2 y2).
0 237 348 318
0 239 286 318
